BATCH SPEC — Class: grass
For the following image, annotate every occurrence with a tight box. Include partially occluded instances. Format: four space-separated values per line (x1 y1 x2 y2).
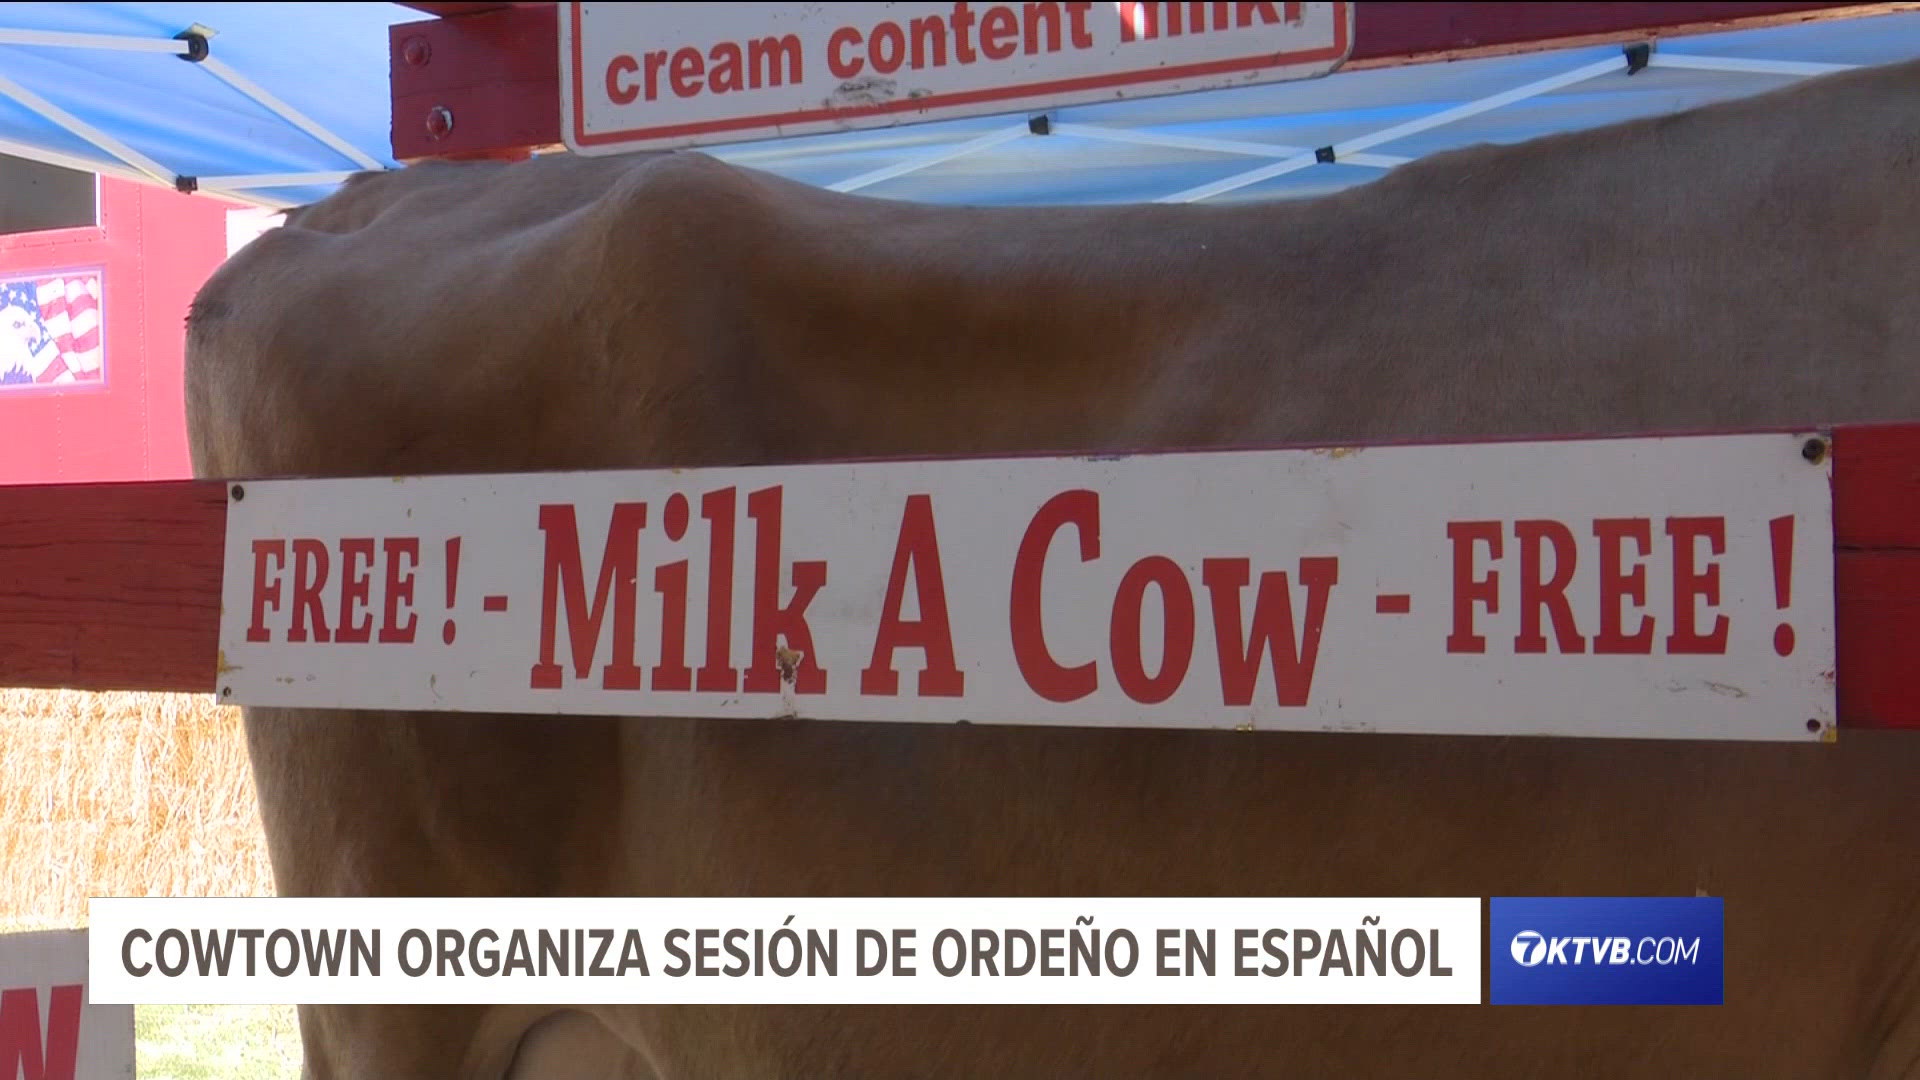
135 1005 301 1080
0 687 301 1078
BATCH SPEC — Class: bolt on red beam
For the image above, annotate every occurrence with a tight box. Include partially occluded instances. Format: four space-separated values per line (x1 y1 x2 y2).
390 4 559 163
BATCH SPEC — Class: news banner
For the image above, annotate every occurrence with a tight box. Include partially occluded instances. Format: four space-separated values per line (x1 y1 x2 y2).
82 896 1724 1007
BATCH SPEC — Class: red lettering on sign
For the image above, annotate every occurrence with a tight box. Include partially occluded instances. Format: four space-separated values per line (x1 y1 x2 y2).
742 487 828 695
1446 521 1502 654
529 503 647 691
620 35 802 101
1593 518 1655 654
653 556 692 692
1118 1 1289 42
828 26 864 77
380 538 420 644
336 538 377 644
1203 555 1339 707
1010 490 1100 702
1437 514 1748 659
669 46 704 98
1022 2 1063 53
605 54 639 106
0 985 80 1080
696 488 740 693
643 49 669 100
953 2 981 62
247 539 285 643
1666 516 1730 655
862 494 964 698
811 3 1106 87
287 538 331 643
1068 2 1096 46
869 19 906 74
979 5 1019 59
1110 555 1195 705
1514 519 1585 654
651 492 693 692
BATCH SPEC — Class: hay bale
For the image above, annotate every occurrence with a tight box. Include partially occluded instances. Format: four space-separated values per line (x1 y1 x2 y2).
0 688 275 927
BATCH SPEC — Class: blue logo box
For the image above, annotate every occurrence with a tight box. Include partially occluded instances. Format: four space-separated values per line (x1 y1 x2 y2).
1489 897 1723 1005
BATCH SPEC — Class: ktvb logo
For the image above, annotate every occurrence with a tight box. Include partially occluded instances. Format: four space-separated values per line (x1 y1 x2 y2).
1507 930 1702 968
1490 897 1723 1005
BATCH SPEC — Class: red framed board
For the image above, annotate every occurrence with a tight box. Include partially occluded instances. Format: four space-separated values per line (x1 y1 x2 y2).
389 2 1878 161
5 423 1919 739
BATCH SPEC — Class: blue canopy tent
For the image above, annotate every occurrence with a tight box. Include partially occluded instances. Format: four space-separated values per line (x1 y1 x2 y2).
0 3 1914 211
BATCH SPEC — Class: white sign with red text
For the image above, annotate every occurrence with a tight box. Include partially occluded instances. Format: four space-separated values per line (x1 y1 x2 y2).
218 434 1835 739
559 2 1354 153
0 929 134 1080
217 434 1835 741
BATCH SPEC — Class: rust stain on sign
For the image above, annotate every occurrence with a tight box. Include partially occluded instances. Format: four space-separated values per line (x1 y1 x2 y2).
775 646 803 684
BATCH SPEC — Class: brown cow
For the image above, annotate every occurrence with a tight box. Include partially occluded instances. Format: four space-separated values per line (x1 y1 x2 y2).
185 57 1920 1079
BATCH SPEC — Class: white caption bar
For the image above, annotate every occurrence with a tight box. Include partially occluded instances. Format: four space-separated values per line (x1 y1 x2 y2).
91 897 1481 1006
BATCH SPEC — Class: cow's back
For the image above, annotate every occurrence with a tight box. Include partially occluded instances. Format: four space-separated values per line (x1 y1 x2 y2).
186 59 1920 1079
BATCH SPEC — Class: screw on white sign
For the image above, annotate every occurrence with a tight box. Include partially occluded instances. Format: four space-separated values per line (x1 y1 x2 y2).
215 433 1836 741
559 2 1355 153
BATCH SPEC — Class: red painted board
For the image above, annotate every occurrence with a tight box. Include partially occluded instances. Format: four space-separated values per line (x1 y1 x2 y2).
1348 3 1874 66
0 480 225 693
1831 424 1920 730
391 5 559 163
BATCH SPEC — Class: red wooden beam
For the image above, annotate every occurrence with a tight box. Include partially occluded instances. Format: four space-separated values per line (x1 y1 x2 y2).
0 480 225 694
1345 2 1877 68
387 2 1893 162
391 4 557 162
0 426 1917 731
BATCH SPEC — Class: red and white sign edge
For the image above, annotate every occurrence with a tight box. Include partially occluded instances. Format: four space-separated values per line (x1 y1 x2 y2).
217 433 1836 742
0 928 135 1080
559 2 1354 154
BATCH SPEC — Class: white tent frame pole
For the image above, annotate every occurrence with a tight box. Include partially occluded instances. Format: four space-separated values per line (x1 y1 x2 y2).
1051 122 1315 159
0 70 176 186
1051 122 1409 168
197 171 362 189
202 189 299 210
0 23 388 196
1649 53 1858 76
0 132 150 184
1159 54 1625 203
0 133 291 209
825 122 1031 193
195 56 385 171
0 29 190 54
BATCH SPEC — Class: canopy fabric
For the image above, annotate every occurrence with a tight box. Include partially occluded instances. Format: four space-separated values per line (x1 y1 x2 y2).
0 4 1915 211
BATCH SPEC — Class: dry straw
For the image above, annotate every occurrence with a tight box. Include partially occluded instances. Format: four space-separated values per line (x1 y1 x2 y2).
0 687 275 930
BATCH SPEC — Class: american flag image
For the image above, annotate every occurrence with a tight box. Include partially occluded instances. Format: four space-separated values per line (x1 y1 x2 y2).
0 270 103 388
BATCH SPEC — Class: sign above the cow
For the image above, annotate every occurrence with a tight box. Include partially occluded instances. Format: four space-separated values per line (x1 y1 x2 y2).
558 2 1355 154
215 432 1837 742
